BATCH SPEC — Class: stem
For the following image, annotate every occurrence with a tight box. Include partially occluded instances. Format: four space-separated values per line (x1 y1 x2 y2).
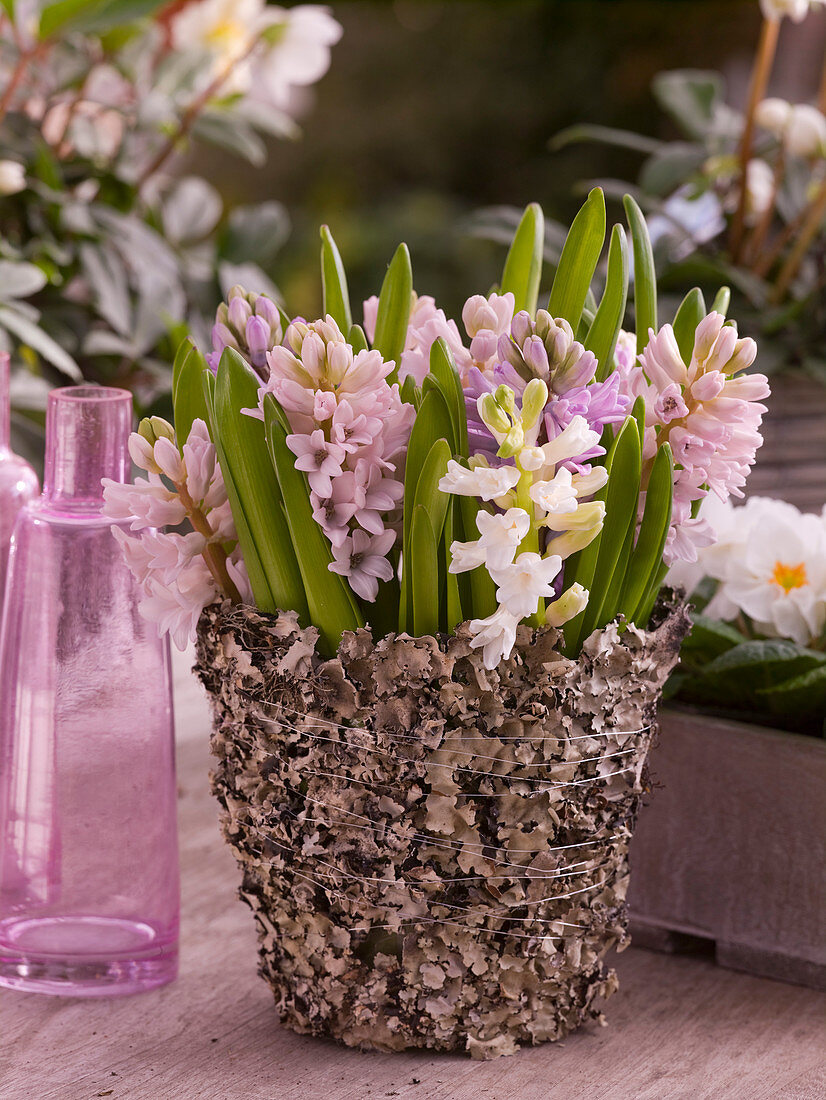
136 35 261 191
515 461 545 626
177 481 243 603
730 16 780 262
0 44 39 126
752 199 809 278
770 175 826 302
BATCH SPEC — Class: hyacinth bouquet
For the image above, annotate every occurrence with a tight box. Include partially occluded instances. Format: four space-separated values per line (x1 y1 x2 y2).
105 190 769 662
104 191 770 1058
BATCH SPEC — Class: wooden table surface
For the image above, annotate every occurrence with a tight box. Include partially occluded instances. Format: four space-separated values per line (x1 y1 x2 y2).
1 655 824 1100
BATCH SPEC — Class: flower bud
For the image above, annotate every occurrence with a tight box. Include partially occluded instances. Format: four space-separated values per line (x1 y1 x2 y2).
494 384 517 415
510 310 533 347
521 378 549 430
479 393 511 436
138 416 175 447
245 316 270 371
522 335 550 380
545 583 589 627
497 421 524 458
755 97 792 137
286 320 309 355
227 293 252 338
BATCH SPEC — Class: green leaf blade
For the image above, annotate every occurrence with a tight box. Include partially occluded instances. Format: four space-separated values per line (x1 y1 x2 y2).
501 202 544 316
547 187 606 331
586 223 629 381
320 225 353 333
623 194 658 353
372 243 413 385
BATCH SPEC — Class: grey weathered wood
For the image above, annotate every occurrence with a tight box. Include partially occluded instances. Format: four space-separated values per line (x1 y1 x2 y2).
747 373 826 513
0 659 824 1100
629 707 826 989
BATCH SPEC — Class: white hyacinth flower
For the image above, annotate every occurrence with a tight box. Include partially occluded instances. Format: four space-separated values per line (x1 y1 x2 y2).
491 551 563 621
438 458 521 501
529 467 578 517
538 415 601 473
467 605 521 670
449 507 530 574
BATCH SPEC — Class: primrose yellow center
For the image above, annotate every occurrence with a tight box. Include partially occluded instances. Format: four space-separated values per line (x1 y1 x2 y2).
205 19 247 54
771 560 808 592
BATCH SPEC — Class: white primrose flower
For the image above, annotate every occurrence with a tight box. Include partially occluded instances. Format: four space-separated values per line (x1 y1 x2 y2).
545 582 589 628
491 551 563 621
448 508 530 574
438 458 521 502
468 605 521 670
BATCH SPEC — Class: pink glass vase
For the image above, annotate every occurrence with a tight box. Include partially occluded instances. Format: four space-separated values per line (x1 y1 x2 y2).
0 352 39 611
0 386 179 997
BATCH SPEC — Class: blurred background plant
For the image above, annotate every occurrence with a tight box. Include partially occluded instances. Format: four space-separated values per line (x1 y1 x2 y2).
0 0 341 463
544 0 826 381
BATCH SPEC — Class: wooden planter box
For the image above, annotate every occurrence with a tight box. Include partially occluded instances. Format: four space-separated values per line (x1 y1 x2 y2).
628 707 826 991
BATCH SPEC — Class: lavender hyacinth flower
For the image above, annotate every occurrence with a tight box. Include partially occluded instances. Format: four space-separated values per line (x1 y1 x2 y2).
207 285 284 379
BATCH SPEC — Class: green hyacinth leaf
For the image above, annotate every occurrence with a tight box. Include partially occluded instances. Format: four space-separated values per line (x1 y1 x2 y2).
443 500 463 633
711 285 731 317
578 417 641 640
372 242 413 385
399 386 454 632
172 337 211 453
457 494 498 621
414 437 452 544
564 417 640 653
548 186 606 331
501 201 544 316
213 348 308 619
319 225 353 333
264 396 363 654
347 323 368 353
618 442 674 623
623 194 658 353
411 505 439 638
672 287 706 365
428 337 469 458
587 223 629 382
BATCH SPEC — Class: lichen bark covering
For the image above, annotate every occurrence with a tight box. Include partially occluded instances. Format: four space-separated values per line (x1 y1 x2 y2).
195 599 689 1059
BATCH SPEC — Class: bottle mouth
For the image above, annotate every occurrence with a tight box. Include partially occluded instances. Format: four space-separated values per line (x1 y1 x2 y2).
51 386 133 404
43 386 134 508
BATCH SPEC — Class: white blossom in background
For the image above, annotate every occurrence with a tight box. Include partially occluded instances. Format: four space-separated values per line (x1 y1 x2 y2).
0 160 26 195
667 496 826 646
170 1 341 107
759 0 826 21
104 418 249 649
755 98 826 157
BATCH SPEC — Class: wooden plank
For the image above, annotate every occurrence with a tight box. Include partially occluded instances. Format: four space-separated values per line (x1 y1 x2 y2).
0 658 823 1100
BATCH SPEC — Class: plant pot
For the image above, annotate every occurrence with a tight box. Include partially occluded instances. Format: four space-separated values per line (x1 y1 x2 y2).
628 707 826 991
195 599 689 1059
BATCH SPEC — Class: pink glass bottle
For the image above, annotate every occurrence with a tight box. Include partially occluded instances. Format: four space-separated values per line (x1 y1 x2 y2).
0 386 179 996
0 352 39 610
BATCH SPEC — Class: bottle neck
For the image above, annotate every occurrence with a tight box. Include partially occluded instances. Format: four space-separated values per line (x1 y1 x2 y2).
0 352 10 453
42 386 133 511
